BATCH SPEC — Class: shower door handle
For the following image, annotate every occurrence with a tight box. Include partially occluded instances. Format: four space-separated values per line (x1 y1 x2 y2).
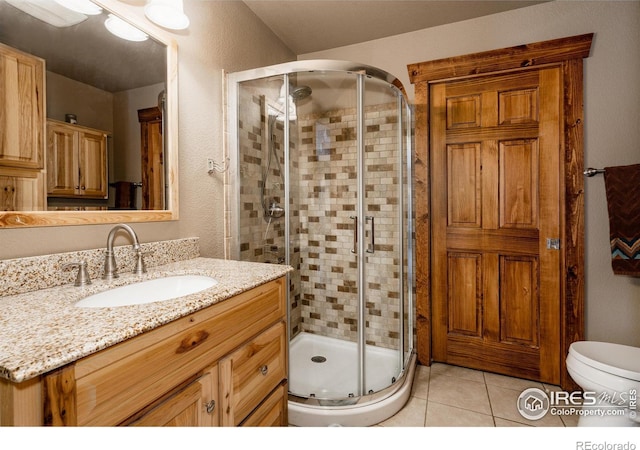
350 215 357 254
366 216 375 253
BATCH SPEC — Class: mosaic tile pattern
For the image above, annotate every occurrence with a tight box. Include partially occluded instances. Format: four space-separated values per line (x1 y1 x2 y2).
0 237 200 297
237 94 409 350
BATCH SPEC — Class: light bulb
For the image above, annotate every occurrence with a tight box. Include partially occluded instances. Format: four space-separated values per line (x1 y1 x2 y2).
144 0 189 30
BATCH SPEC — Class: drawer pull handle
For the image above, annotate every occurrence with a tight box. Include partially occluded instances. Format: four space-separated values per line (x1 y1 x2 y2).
205 399 216 414
260 365 268 376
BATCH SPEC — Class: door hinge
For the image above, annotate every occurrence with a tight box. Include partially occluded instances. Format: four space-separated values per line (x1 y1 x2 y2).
546 238 561 250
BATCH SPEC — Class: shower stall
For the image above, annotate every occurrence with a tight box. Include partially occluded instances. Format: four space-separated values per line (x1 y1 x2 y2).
226 60 415 426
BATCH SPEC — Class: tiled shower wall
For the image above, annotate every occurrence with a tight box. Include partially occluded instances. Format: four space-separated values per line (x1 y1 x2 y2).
237 91 405 350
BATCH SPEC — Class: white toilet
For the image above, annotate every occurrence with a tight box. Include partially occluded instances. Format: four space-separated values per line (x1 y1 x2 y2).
566 341 640 426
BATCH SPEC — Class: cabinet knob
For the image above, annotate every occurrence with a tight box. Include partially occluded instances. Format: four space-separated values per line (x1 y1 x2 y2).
205 399 216 414
260 365 268 376
81 186 86 190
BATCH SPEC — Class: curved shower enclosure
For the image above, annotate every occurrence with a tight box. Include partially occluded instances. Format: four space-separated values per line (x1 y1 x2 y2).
227 60 415 426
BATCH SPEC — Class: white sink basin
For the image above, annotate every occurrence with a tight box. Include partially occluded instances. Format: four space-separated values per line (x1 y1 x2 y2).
75 275 218 308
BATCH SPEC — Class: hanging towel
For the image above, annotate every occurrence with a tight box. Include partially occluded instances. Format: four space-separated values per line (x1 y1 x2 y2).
603 164 640 276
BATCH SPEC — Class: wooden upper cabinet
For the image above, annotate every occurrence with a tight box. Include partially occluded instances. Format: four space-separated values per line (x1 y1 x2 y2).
46 119 108 198
0 43 44 170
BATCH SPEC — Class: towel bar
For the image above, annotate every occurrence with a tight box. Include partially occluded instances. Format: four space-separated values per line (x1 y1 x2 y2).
584 167 605 177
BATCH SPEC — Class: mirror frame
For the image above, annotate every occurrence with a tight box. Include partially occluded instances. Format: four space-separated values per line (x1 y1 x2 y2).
0 1 179 228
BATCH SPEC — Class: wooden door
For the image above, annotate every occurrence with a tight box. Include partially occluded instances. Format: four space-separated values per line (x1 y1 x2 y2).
431 68 561 383
138 106 165 210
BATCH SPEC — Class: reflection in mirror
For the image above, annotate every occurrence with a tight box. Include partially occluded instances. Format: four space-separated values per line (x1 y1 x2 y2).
0 0 178 227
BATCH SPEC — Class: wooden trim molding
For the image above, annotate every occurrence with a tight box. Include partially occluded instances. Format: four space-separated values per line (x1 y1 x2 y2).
408 33 593 84
408 33 593 390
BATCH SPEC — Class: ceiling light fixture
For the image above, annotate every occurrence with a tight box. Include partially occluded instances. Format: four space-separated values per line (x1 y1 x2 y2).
144 0 189 30
5 0 87 27
54 0 102 15
104 14 149 41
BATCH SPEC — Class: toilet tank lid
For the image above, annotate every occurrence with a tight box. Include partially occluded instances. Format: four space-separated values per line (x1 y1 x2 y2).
569 341 640 381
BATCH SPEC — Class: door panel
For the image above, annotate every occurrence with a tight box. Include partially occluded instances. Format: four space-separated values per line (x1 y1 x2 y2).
431 68 561 383
447 143 481 227
499 255 539 346
447 253 481 337
500 139 538 228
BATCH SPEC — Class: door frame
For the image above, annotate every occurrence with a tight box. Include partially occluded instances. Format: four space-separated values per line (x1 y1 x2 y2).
408 34 593 390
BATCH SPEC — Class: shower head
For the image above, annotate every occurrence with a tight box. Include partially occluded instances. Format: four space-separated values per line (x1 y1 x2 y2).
290 84 312 101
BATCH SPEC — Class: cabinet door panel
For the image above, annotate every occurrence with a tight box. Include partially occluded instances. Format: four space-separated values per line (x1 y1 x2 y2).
78 130 107 197
0 168 44 211
0 44 44 170
46 124 77 196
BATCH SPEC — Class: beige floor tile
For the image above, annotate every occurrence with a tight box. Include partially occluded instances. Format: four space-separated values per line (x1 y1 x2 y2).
428 375 492 415
559 410 580 427
430 362 485 383
483 371 545 392
411 364 430 400
379 395 427 427
486 384 564 427
494 417 531 427
426 401 495 427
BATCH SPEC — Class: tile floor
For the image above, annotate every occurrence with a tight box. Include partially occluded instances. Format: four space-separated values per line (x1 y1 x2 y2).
377 362 579 427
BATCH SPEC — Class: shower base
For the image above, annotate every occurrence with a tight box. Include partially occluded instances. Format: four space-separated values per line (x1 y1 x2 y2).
288 332 416 427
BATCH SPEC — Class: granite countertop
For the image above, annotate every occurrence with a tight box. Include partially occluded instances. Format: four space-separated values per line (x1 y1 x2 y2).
0 257 292 383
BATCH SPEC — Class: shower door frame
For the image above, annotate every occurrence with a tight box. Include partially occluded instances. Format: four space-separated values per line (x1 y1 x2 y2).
227 60 415 405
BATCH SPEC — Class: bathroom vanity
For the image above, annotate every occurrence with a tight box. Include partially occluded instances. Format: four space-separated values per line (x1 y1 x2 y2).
0 242 291 426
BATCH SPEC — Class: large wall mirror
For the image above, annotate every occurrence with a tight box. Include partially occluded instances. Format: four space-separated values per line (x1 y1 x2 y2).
0 0 178 228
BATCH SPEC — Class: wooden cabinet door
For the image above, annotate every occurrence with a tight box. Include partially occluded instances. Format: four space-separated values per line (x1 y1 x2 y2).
77 130 107 198
0 168 44 211
430 68 561 383
0 43 44 170
46 121 107 198
127 367 219 427
47 122 77 196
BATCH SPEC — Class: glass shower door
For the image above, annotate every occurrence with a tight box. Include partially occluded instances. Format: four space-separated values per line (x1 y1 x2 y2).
362 76 404 395
289 70 361 399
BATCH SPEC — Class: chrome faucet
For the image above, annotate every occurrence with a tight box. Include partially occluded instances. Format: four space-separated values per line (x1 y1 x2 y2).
103 223 146 280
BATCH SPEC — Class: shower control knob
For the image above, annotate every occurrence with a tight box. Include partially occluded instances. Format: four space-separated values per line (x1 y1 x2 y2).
260 365 268 376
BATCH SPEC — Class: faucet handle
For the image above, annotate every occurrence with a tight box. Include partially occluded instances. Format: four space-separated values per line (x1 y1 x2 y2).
63 261 92 287
133 248 151 275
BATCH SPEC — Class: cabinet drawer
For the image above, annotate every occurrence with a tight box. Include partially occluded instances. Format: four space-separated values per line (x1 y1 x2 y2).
220 321 286 426
69 278 285 426
241 383 287 427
